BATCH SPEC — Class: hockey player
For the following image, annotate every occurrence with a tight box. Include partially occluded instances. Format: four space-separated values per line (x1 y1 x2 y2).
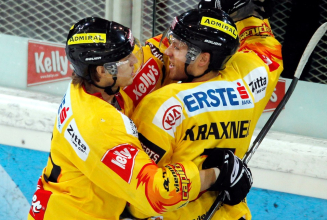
115 26 173 118
26 17 248 220
129 0 283 219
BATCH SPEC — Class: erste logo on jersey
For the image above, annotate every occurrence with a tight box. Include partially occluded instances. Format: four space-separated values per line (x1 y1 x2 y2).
153 97 184 137
102 144 139 183
243 66 269 103
123 58 160 106
64 119 90 161
176 80 254 117
57 86 72 133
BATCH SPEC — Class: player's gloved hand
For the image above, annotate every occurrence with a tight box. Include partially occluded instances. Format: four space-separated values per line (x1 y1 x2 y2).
202 149 253 205
198 0 250 14
230 0 273 22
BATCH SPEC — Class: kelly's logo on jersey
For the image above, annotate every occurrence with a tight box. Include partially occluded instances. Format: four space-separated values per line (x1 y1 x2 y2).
177 80 253 117
102 144 139 183
123 58 160 106
29 178 52 219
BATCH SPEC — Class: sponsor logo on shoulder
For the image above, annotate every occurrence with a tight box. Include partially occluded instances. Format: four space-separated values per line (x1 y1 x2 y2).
139 133 166 163
57 85 73 132
123 58 160 106
176 80 253 117
243 66 268 103
101 144 139 183
118 111 138 138
153 97 184 137
163 105 182 130
64 119 90 161
146 42 164 62
29 189 52 219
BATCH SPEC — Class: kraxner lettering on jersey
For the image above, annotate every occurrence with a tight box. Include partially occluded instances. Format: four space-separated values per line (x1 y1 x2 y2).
180 81 253 116
163 105 182 130
183 120 251 141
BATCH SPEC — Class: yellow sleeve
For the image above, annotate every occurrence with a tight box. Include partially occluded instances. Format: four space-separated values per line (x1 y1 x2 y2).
236 17 283 72
85 110 201 217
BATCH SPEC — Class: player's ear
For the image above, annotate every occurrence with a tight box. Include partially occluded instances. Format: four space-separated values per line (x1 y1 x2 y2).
198 52 211 67
96 66 106 77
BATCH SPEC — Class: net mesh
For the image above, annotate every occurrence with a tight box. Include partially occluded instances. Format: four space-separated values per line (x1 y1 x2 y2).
141 0 327 84
0 0 105 43
1 0 326 84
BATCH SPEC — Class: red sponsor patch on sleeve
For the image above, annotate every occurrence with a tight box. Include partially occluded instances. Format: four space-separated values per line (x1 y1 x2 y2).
162 105 182 130
256 52 280 72
123 58 161 106
101 144 139 183
29 177 52 220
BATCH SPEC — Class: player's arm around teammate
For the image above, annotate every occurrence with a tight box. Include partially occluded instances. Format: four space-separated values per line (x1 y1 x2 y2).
128 0 282 219
27 17 224 220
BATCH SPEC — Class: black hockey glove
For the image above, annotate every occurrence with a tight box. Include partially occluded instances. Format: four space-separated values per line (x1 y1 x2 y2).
230 0 273 22
198 0 250 14
202 149 253 205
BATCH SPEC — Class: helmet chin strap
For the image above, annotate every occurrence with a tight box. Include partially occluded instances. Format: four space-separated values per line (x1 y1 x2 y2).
91 76 120 95
184 63 212 82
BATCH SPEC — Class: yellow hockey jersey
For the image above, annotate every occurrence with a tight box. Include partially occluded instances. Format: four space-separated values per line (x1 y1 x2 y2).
27 83 203 220
129 17 283 220
118 35 173 118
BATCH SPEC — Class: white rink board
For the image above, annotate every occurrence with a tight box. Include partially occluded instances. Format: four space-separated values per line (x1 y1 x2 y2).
0 86 327 200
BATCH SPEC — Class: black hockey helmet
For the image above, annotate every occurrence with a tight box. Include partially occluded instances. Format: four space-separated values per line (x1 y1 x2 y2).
65 17 143 81
160 8 240 70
